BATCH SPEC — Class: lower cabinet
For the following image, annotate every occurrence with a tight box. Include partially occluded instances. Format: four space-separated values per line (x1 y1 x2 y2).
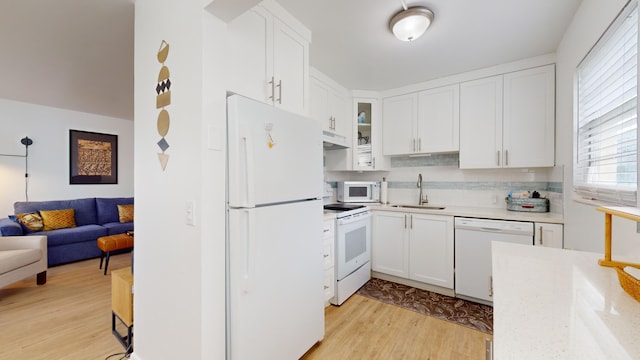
534 222 563 248
322 218 335 305
372 211 454 289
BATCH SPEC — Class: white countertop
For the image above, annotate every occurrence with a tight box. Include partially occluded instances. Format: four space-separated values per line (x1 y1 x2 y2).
323 212 336 220
371 203 564 224
492 242 640 359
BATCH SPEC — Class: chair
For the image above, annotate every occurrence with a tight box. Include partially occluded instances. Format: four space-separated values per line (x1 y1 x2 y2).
0 236 47 288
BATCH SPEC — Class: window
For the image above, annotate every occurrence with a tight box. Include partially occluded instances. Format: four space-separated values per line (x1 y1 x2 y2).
575 1 638 206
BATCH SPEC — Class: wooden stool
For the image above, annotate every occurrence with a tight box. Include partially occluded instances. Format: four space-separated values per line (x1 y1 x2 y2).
97 233 134 275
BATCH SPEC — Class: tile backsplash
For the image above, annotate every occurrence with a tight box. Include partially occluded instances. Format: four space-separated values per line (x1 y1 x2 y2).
324 153 564 214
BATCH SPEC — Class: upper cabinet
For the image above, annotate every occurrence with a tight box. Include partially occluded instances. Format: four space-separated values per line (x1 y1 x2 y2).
459 75 503 168
459 64 555 169
227 1 310 116
502 65 555 168
310 68 351 142
417 85 460 153
382 93 417 156
353 97 387 171
382 84 460 156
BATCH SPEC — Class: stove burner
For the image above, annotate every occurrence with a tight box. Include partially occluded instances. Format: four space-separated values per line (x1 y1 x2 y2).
324 203 365 211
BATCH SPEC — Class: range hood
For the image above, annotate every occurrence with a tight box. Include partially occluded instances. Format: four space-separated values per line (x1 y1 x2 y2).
323 130 349 150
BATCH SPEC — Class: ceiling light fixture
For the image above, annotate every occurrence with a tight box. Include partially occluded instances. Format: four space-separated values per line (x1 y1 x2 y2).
389 1 434 42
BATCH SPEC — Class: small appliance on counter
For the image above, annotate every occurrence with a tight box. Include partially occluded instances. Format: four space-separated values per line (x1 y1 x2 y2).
505 190 549 212
337 181 380 203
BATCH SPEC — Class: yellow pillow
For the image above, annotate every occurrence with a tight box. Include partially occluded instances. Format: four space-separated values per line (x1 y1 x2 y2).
40 209 77 231
117 204 134 223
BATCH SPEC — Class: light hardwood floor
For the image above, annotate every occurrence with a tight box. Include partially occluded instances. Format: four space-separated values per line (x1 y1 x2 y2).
303 295 492 360
1 254 491 359
0 253 130 360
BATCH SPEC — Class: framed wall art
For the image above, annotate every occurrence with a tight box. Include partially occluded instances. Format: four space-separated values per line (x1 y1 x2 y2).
69 130 118 184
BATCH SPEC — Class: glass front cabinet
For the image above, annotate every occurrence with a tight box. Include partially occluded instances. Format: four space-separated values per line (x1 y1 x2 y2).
353 97 387 171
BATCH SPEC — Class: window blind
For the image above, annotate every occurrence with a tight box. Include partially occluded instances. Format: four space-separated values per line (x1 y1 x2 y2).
575 1 638 206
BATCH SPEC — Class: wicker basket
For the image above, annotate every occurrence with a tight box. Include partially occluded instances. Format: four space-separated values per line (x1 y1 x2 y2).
615 267 640 303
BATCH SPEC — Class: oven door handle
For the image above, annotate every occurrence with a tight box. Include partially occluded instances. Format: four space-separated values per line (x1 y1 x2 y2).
337 212 372 225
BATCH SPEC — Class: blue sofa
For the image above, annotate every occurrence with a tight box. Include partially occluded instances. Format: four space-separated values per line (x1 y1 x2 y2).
0 197 133 267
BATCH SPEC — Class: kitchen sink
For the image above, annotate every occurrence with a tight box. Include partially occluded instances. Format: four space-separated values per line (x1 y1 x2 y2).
391 204 446 210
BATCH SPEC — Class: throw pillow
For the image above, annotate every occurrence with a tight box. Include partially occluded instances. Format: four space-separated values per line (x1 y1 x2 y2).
117 204 134 223
10 212 44 232
40 208 77 231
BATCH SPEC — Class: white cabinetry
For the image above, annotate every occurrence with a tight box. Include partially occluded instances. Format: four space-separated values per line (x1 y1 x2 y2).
382 93 417 156
534 222 563 248
310 68 350 141
372 210 454 289
409 214 454 288
459 64 555 169
502 65 555 168
227 1 310 116
459 75 503 168
353 97 387 171
322 218 335 305
417 85 460 153
371 211 408 277
382 85 459 156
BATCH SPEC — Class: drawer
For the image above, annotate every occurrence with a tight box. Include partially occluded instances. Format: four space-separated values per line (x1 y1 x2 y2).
323 269 335 302
323 239 334 269
323 220 334 240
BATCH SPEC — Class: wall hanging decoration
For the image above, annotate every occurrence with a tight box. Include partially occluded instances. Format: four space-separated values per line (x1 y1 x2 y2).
69 130 118 184
156 40 171 171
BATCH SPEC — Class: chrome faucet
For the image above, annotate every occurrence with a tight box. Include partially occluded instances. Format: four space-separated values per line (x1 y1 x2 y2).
417 173 428 205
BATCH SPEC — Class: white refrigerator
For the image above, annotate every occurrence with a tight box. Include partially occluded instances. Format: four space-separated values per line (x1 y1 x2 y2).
226 94 325 360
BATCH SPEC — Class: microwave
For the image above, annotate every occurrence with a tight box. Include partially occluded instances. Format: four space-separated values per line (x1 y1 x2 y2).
337 181 380 203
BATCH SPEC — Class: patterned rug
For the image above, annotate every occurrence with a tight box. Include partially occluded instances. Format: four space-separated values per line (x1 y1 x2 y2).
356 278 493 335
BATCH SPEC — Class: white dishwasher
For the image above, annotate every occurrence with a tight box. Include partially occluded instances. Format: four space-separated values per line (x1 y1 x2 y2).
454 217 533 305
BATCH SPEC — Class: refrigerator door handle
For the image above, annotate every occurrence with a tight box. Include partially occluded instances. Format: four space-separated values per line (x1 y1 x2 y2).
242 134 256 207
242 209 255 294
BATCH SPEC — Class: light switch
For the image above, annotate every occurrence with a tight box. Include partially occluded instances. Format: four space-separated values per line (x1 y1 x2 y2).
186 201 196 226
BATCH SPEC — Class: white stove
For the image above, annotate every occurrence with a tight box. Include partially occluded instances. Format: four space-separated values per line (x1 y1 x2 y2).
323 203 369 218
323 203 372 305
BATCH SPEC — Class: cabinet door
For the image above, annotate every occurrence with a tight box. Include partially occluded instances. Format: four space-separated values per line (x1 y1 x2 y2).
417 85 460 153
503 65 555 168
354 98 387 170
330 91 350 140
409 214 454 289
459 75 503 169
273 17 308 115
372 211 409 278
227 7 273 105
534 222 563 248
382 93 418 155
310 78 332 131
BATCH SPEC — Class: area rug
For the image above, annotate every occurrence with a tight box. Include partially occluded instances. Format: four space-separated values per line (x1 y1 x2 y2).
356 278 493 335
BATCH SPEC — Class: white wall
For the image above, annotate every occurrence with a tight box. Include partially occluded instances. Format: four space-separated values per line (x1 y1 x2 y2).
0 99 134 216
132 0 228 359
557 0 640 258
